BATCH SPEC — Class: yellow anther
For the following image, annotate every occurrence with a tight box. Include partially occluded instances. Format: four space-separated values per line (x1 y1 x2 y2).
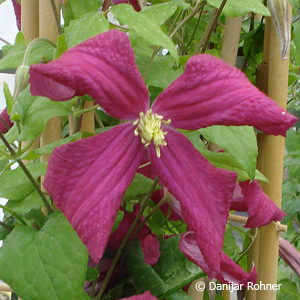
133 109 171 158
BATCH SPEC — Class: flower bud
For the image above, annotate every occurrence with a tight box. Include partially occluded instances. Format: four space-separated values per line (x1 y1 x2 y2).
13 64 30 100
268 0 291 60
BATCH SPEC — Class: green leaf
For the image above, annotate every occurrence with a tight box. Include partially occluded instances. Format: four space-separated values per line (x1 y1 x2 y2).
0 211 88 300
154 236 204 296
55 34 68 58
0 39 55 71
254 169 269 182
65 11 109 48
124 173 160 200
14 87 75 141
0 162 47 200
125 240 168 295
68 0 100 19
86 266 99 281
207 0 270 17
132 36 182 89
278 279 300 299
6 191 44 216
3 82 14 114
23 133 82 160
111 4 178 62
199 126 258 181
0 0 7 5
140 1 182 25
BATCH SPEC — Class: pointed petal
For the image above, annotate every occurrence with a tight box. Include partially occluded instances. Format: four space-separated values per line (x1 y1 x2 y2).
43 124 145 262
0 108 13 133
279 237 300 278
152 54 297 136
148 128 237 272
119 291 158 300
29 30 149 120
180 232 257 285
231 180 285 227
12 0 21 31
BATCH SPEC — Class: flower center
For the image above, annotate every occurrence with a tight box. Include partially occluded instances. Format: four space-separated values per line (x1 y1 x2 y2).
133 109 171 158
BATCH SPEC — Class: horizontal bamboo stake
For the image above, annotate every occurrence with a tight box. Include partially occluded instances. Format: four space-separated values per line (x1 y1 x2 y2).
0 283 11 292
228 214 287 232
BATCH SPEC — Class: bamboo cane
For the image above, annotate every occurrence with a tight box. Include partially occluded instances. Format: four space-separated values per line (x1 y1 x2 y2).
21 0 39 158
245 16 272 300
39 0 61 166
220 17 243 66
255 4 292 300
80 100 95 133
21 0 39 43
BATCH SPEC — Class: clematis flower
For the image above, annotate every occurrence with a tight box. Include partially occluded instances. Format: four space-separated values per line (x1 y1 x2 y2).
29 30 296 284
12 0 21 31
0 108 13 134
120 291 158 300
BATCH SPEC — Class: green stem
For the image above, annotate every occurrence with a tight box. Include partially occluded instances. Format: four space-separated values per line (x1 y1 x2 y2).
90 260 102 297
144 1 204 80
0 204 26 226
0 37 11 45
130 195 168 242
185 1 206 48
94 111 104 128
0 132 53 213
95 177 159 300
0 220 13 231
22 38 56 66
50 0 62 35
74 104 99 117
200 0 227 53
236 228 258 263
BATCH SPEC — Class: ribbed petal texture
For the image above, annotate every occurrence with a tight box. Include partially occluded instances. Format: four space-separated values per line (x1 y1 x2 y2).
44 124 144 262
149 128 237 273
29 30 149 120
152 54 297 135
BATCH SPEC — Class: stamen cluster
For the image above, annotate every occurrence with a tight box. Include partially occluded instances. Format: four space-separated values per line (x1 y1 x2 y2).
133 109 171 158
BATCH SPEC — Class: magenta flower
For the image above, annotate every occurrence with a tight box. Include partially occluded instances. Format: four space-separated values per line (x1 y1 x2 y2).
0 108 13 133
12 0 21 31
120 291 158 300
29 30 296 284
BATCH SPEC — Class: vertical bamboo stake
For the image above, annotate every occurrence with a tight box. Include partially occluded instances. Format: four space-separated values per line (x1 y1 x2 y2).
21 0 39 43
220 17 243 66
80 100 95 133
255 4 291 300
220 17 242 300
21 0 40 156
39 0 61 165
245 17 272 300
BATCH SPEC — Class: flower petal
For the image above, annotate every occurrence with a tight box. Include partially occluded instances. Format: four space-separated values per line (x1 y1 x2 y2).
152 54 297 136
29 30 149 120
0 108 13 133
180 231 257 285
148 128 237 272
119 291 158 300
231 180 285 227
43 124 145 262
12 0 21 31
